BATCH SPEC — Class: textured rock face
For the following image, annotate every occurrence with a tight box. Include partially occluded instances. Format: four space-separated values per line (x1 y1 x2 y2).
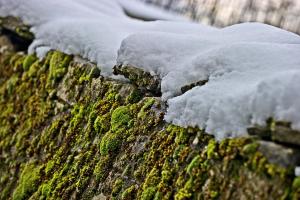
144 0 300 35
0 18 300 200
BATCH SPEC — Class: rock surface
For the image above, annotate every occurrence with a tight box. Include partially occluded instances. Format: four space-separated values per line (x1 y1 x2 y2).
258 141 300 167
0 17 300 200
113 64 161 96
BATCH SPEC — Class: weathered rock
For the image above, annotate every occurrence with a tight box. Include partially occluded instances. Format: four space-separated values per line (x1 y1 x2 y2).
247 126 271 140
0 16 33 51
113 64 161 96
0 16 33 41
0 35 14 52
258 141 300 167
56 60 101 105
271 124 300 147
248 121 300 147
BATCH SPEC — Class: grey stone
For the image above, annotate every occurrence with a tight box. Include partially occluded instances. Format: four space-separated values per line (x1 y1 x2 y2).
258 141 300 167
271 125 300 147
113 64 161 95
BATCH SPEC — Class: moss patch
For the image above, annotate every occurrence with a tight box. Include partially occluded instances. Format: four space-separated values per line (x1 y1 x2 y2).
12 163 41 200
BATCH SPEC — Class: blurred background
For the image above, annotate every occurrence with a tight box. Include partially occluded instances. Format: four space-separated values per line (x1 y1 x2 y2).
140 0 300 35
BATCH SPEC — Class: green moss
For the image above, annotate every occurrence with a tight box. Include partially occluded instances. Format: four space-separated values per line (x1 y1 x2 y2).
141 187 157 200
6 74 19 95
10 53 25 71
79 74 91 84
111 106 132 132
137 98 155 119
242 142 258 155
210 191 219 199
100 132 121 155
40 181 52 199
207 139 218 159
45 160 55 175
22 54 37 71
27 60 42 78
121 185 136 200
12 163 41 200
187 155 201 175
70 104 85 130
126 89 142 104
293 177 300 189
175 178 193 200
94 113 111 134
93 156 111 182
154 192 163 200
47 51 72 87
161 169 172 183
78 67 97 84
174 128 189 145
112 178 123 196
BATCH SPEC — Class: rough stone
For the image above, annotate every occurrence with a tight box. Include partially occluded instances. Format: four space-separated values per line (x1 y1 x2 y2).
247 126 271 140
258 141 300 167
0 16 33 41
271 124 300 147
113 64 161 96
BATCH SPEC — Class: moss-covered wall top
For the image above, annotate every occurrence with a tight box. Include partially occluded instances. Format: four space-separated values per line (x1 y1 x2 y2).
0 18 300 200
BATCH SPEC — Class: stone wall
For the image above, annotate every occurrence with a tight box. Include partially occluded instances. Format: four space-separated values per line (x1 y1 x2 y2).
1 17 300 200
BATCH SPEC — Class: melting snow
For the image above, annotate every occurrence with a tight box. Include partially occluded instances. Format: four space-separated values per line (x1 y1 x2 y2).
1 0 300 139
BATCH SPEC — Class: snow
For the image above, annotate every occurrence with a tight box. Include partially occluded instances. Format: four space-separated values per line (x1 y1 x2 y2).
118 23 300 99
1 0 300 139
0 0 189 75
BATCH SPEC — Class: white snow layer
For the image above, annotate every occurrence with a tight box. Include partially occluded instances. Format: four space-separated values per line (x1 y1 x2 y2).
1 0 300 140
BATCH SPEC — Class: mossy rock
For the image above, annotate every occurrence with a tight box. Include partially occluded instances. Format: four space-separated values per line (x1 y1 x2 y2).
0 29 299 200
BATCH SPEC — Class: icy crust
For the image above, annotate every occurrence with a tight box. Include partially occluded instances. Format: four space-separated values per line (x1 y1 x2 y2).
1 0 300 139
